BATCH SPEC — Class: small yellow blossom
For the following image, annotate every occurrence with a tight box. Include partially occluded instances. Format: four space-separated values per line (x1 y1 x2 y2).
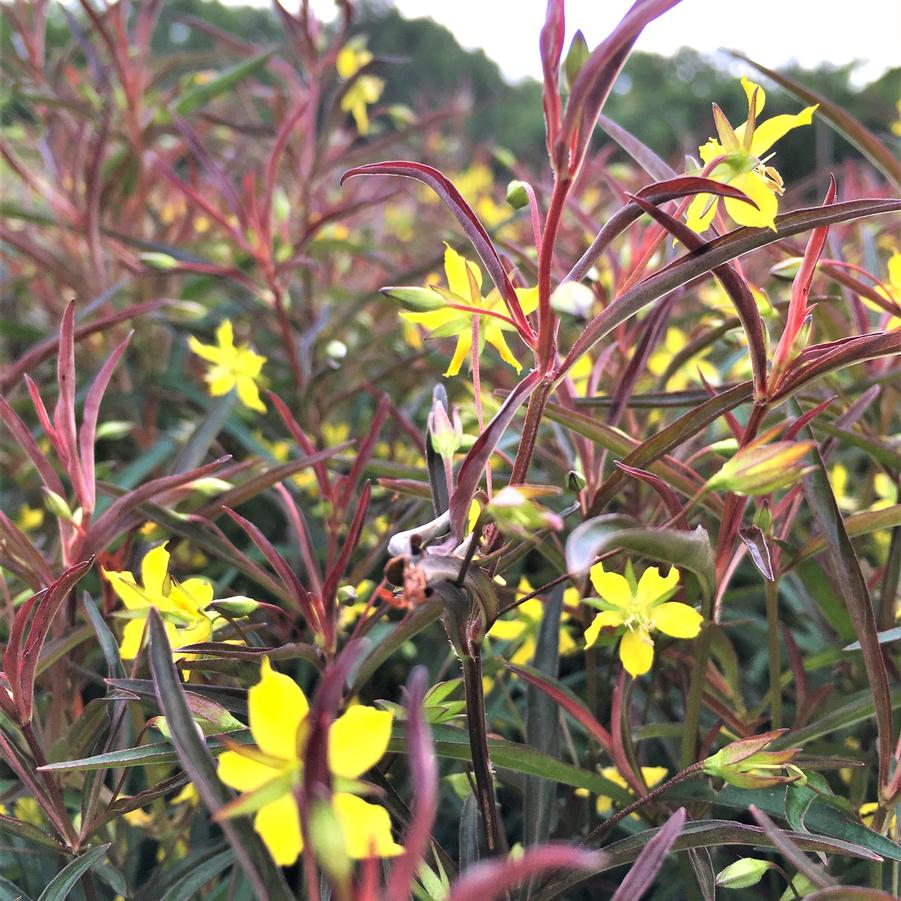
489 579 579 665
14 504 44 532
217 658 402 866
337 38 384 135
103 544 250 661
647 327 720 390
595 766 668 816
583 563 702 678
401 245 537 377
686 77 817 232
188 320 267 413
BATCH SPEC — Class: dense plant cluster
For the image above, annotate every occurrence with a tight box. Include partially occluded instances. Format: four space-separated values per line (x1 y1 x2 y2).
1 1 899 899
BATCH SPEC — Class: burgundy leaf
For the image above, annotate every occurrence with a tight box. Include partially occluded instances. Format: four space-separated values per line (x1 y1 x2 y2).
610 808 687 901
340 161 535 340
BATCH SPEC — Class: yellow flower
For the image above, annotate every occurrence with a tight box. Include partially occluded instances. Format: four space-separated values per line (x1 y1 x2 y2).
686 77 817 232
14 504 44 532
401 245 537 377
102 544 248 661
595 766 668 816
860 801 897 832
217 658 402 866
647 327 720 390
337 39 384 135
188 320 267 413
583 563 702 678
489 579 579 665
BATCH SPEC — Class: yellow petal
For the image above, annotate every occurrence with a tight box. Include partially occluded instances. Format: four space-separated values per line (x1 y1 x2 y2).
207 367 236 396
634 565 679 611
333 793 404 859
488 619 526 641
236 375 267 413
172 618 213 653
619 628 654 677
589 563 633 611
724 171 779 230
171 578 214 615
514 286 539 316
217 750 282 792
652 602 702 639
640 765 669 789
141 545 171 596
485 324 523 373
741 76 766 116
249 658 309 761
215 320 235 351
444 332 472 377
188 336 223 364
510 638 537 666
329 706 393 779
749 105 817 157
584 610 625 648
119 617 149 660
255 793 303 866
103 569 152 611
685 192 719 233
444 245 482 299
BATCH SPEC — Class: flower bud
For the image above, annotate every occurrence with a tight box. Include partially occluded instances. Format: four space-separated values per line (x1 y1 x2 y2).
380 286 444 312
428 399 464 462
485 485 563 537
43 488 74 522
563 29 590 91
506 180 530 210
715 858 774 889
703 731 802 789
207 596 259 617
551 282 595 319
139 251 179 271
706 440 816 496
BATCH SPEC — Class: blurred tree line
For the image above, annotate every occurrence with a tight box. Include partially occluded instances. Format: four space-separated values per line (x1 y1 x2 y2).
9 0 899 182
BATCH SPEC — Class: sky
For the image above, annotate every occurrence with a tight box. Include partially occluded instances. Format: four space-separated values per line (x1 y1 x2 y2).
228 0 900 87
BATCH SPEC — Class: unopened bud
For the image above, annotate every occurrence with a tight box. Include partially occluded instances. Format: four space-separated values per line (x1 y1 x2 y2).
139 252 179 271
563 30 590 91
703 730 802 789
716 858 774 889
43 489 74 522
428 398 464 461
207 596 259 617
506 180 530 210
380 286 444 312
707 441 815 496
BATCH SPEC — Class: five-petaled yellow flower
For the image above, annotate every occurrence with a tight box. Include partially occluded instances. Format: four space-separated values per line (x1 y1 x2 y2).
583 563 702 678
489 579 579 665
402 245 537 377
217 658 402 866
686 77 817 232
337 38 384 135
189 320 267 413
103 544 249 660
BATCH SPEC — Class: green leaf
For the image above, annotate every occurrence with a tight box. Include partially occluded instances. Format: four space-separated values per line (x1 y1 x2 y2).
566 514 716 604
388 723 632 803
0 876 31 901
159 849 236 901
36 844 110 901
173 50 276 116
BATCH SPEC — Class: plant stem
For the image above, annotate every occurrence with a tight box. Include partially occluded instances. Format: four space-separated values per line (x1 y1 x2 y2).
679 623 713 770
766 578 783 729
460 650 503 854
510 378 552 487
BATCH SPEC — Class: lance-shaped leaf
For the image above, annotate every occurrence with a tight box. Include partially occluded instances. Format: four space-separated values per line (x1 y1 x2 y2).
627 193 768 397
173 48 276 116
340 161 533 338
36 843 111 901
567 175 757 284
796 409 894 793
560 198 901 376
447 845 604 901
610 808 687 901
539 0 565 156
448 369 541 539
555 0 681 175
4 559 93 722
566 514 716 603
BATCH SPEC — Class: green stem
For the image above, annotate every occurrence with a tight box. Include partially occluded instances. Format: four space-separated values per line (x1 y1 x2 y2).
460 650 503 854
766 578 783 729
679 624 713 769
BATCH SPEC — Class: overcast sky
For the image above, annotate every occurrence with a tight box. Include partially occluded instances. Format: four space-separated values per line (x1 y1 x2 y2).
227 1 900 86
